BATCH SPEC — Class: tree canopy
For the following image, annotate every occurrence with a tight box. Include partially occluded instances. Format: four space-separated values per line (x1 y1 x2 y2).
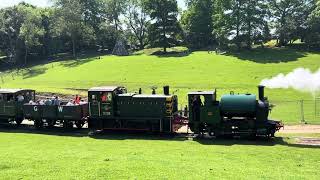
0 0 319 66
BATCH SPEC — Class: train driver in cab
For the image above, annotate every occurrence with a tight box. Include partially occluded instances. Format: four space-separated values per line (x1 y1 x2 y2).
192 95 201 122
101 92 107 102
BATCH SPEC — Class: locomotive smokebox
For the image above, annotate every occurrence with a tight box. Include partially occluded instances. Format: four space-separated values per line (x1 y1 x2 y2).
163 86 170 95
258 85 265 101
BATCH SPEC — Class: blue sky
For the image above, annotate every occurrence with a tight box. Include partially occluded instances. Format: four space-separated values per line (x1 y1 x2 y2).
0 0 187 9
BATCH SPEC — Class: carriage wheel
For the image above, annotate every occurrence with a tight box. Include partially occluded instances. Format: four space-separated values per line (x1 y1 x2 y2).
63 121 73 130
47 120 56 128
34 119 43 129
75 121 84 129
15 117 23 126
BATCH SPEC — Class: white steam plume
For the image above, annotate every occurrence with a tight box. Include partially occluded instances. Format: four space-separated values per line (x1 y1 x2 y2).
260 68 320 96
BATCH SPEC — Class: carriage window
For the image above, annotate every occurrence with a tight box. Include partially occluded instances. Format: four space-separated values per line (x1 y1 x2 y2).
101 92 112 102
0 94 3 101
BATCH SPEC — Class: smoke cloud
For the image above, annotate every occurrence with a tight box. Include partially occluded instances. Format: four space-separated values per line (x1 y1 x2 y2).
260 68 320 96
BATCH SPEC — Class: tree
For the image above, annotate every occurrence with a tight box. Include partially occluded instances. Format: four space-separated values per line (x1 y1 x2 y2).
145 0 181 53
53 0 95 58
0 5 25 64
241 0 268 49
19 6 44 65
213 0 268 50
306 0 320 45
181 0 214 49
213 0 232 48
105 0 127 31
270 0 311 46
124 0 150 50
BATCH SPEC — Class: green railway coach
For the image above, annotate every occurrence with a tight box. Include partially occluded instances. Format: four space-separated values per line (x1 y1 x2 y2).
0 89 35 125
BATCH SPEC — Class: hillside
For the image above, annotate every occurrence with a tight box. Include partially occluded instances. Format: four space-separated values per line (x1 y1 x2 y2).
0 47 319 124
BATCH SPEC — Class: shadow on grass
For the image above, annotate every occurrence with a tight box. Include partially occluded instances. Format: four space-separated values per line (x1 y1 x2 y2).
60 57 98 68
0 124 88 138
22 67 48 79
226 47 307 63
150 50 192 58
0 124 318 149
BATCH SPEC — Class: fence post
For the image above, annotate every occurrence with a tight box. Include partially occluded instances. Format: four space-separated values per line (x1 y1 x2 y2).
315 98 318 122
300 100 305 124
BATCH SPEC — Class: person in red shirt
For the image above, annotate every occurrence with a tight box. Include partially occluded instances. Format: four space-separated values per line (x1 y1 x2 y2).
101 93 107 102
74 95 81 104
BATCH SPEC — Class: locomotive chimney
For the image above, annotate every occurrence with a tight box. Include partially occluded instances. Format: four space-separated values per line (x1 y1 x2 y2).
163 86 170 95
139 88 142 94
152 89 156 95
258 85 265 101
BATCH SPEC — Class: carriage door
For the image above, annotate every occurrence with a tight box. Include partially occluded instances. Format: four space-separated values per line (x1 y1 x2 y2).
89 92 101 117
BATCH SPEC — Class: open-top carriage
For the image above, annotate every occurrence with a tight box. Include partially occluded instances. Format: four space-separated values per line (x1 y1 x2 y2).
23 102 88 129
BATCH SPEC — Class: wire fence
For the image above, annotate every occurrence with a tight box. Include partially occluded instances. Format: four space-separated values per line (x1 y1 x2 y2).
267 98 320 124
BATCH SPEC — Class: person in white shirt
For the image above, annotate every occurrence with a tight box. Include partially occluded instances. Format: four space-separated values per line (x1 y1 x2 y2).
29 100 36 105
17 94 24 102
79 100 87 105
66 100 75 106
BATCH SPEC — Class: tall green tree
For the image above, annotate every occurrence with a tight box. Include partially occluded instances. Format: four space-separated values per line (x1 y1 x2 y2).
212 0 232 48
53 0 95 58
19 6 44 65
124 0 150 50
242 0 268 49
270 0 311 46
105 0 127 31
213 0 268 49
145 0 181 53
306 0 320 45
181 0 214 49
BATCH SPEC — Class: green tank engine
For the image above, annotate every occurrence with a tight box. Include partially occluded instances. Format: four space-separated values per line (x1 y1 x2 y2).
188 86 282 137
88 86 178 133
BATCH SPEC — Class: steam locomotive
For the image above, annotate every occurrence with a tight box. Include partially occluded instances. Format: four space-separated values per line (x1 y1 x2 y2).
0 85 283 138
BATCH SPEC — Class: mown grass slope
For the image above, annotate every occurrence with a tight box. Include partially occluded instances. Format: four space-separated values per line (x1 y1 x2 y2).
0 47 319 124
0 130 319 179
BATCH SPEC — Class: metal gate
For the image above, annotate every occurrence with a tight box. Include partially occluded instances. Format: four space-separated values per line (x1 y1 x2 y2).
316 97 320 122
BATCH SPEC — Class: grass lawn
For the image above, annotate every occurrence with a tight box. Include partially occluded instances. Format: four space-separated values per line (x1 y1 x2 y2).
0 47 319 124
0 128 319 179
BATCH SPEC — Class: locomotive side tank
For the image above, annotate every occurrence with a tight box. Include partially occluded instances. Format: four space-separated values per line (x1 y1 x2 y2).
220 94 257 117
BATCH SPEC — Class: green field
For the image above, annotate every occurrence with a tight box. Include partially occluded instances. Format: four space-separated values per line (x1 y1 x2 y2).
0 47 319 124
0 128 319 179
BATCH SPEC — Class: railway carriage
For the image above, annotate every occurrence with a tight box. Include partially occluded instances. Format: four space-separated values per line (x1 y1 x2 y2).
0 89 35 125
23 103 88 129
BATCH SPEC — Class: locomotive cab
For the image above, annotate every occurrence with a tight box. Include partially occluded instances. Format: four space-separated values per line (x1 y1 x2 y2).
187 90 221 133
88 86 127 117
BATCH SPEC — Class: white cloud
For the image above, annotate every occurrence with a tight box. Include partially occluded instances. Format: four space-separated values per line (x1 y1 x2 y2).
0 0 52 8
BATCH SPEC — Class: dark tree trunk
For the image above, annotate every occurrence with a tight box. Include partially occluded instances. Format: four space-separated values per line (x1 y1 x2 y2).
24 46 28 66
72 37 76 58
